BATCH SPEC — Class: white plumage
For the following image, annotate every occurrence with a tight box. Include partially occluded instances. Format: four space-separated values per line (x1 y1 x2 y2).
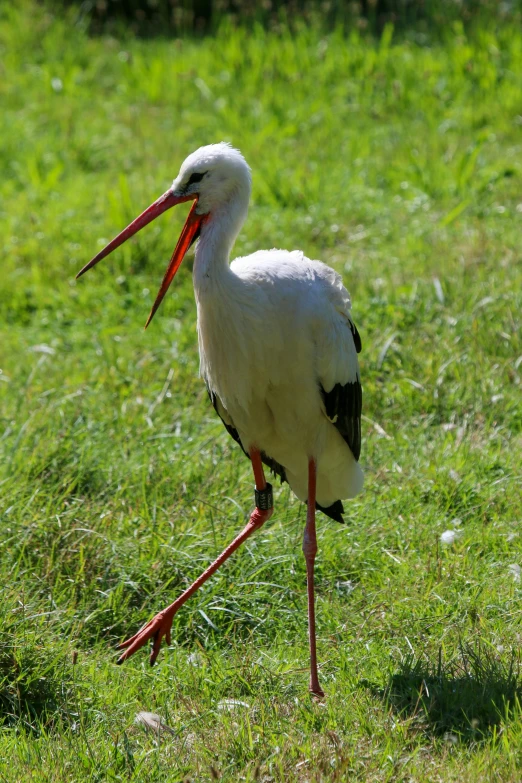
78 142 364 695
197 250 363 507
185 144 363 511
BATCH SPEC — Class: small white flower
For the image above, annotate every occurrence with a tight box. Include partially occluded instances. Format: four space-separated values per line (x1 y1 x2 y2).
508 564 521 582
440 530 459 545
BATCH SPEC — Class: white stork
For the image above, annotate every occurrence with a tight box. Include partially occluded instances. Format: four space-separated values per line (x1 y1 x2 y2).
77 143 363 698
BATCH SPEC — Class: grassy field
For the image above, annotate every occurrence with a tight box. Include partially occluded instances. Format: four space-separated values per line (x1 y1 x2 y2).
1 2 522 780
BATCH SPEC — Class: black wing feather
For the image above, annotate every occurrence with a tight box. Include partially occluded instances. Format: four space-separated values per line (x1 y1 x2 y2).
320 318 362 462
207 388 249 457
350 320 362 354
316 499 345 523
321 380 362 462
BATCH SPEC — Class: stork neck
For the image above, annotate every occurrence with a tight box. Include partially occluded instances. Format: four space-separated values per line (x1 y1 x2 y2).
193 194 248 291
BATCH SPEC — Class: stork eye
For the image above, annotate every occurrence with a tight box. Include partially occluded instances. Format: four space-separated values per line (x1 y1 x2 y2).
186 171 207 186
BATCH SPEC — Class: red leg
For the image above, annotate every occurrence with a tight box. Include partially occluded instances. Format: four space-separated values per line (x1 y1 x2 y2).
117 448 273 665
302 458 325 698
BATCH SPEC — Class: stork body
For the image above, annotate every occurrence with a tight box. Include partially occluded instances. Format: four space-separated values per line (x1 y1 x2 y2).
78 143 363 697
197 249 363 512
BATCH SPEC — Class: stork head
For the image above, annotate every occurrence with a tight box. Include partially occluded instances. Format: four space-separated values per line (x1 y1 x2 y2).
76 142 251 327
172 142 251 216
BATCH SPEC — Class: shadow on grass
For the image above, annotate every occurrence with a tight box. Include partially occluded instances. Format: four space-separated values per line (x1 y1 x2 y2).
364 641 522 743
0 595 74 732
0 650 72 732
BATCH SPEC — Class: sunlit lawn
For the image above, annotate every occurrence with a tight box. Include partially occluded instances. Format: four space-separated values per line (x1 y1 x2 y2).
0 3 521 780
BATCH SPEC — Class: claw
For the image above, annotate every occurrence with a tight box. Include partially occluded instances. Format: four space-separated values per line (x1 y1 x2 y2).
116 609 174 665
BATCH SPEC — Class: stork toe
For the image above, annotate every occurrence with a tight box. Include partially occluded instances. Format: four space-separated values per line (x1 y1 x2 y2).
116 609 174 665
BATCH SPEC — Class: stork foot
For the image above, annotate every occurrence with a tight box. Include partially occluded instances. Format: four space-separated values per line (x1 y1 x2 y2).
116 608 174 666
116 451 272 668
310 685 326 700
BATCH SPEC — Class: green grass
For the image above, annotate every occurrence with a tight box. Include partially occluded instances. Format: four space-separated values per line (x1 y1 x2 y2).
1 2 522 780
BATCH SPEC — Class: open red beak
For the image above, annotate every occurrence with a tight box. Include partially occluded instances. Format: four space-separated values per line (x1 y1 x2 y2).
77 189 205 328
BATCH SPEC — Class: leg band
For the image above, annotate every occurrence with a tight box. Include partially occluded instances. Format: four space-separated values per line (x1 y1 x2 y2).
255 483 273 511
